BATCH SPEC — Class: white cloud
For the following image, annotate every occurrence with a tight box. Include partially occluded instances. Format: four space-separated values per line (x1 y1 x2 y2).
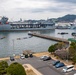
0 0 76 20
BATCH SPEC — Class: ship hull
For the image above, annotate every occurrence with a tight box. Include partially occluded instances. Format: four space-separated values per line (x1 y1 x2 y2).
0 16 55 31
0 25 55 31
0 28 55 32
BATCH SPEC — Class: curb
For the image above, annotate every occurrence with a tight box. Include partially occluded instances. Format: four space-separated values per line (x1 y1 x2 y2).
23 64 43 75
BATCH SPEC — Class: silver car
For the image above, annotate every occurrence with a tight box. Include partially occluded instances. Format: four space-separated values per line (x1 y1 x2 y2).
40 55 51 61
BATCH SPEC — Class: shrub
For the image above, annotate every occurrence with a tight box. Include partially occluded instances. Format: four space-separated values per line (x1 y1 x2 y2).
7 62 26 75
0 61 8 75
48 45 55 53
56 56 59 59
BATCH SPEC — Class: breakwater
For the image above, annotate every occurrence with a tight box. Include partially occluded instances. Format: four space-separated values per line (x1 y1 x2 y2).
28 32 69 43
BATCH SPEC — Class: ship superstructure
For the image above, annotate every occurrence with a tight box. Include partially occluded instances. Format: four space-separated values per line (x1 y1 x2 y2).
0 17 55 31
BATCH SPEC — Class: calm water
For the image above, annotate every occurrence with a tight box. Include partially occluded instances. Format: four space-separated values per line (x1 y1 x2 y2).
0 29 76 57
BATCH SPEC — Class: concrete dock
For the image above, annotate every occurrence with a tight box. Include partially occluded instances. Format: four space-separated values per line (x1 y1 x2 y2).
28 32 69 43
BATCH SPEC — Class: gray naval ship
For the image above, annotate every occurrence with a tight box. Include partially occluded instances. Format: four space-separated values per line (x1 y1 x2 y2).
0 16 55 31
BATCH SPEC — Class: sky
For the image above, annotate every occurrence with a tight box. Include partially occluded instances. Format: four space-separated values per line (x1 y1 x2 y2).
0 0 76 21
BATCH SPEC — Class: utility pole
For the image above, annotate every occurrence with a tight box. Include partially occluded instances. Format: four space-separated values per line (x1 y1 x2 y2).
66 41 71 62
12 39 15 56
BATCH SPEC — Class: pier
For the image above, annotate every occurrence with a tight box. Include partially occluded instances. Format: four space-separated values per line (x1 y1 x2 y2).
28 32 69 43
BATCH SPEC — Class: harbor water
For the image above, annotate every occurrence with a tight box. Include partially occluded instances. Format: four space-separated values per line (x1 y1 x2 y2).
0 29 76 57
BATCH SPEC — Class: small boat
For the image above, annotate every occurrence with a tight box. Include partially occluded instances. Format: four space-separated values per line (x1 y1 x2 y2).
71 32 76 36
58 32 68 35
28 31 32 35
17 38 21 40
0 36 6 39
23 37 28 39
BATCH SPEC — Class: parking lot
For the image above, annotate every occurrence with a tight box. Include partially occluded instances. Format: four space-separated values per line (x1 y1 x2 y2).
7 56 76 75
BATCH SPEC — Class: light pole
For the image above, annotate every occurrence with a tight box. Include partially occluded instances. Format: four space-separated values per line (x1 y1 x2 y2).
12 39 15 56
12 36 32 56
66 41 71 62
59 32 69 61
59 33 65 49
12 39 14 51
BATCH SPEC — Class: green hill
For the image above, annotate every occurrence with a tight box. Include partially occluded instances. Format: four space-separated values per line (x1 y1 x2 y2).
57 14 76 22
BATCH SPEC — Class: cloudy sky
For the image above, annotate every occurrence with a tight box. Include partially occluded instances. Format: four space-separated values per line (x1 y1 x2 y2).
0 0 76 20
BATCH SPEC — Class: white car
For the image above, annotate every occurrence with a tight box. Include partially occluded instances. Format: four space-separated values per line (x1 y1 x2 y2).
40 55 51 61
74 73 76 75
40 55 48 59
20 54 25 59
62 65 74 72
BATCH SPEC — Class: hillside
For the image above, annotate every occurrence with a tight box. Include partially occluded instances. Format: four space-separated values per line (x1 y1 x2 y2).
57 14 76 22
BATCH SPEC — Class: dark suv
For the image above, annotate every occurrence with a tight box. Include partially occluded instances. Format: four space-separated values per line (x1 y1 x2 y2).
43 56 51 61
10 56 15 61
52 60 60 66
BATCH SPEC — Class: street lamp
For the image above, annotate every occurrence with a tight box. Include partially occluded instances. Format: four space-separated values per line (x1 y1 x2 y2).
12 39 14 51
66 41 71 62
58 33 65 49
12 39 15 56
12 35 32 56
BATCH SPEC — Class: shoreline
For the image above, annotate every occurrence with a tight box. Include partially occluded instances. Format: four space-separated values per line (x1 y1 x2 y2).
0 51 76 69
0 51 49 61
0 56 20 61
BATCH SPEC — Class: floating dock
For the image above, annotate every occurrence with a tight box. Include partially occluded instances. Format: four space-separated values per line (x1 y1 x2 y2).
28 32 69 43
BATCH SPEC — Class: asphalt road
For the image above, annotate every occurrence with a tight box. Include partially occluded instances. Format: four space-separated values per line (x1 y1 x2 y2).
7 56 76 75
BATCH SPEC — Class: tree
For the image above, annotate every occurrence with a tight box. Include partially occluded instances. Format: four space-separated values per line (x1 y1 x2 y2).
7 62 26 75
56 42 65 49
0 61 8 75
72 54 76 63
69 42 76 63
70 42 76 49
48 45 55 53
48 42 66 53
69 46 76 59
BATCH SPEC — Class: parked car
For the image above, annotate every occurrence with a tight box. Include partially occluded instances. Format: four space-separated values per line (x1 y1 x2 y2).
74 73 76 75
55 62 65 68
10 56 15 61
25 54 28 58
62 65 74 72
40 55 50 60
52 60 60 66
40 55 51 61
40 55 47 60
43 56 51 61
20 54 25 59
29 53 33 58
